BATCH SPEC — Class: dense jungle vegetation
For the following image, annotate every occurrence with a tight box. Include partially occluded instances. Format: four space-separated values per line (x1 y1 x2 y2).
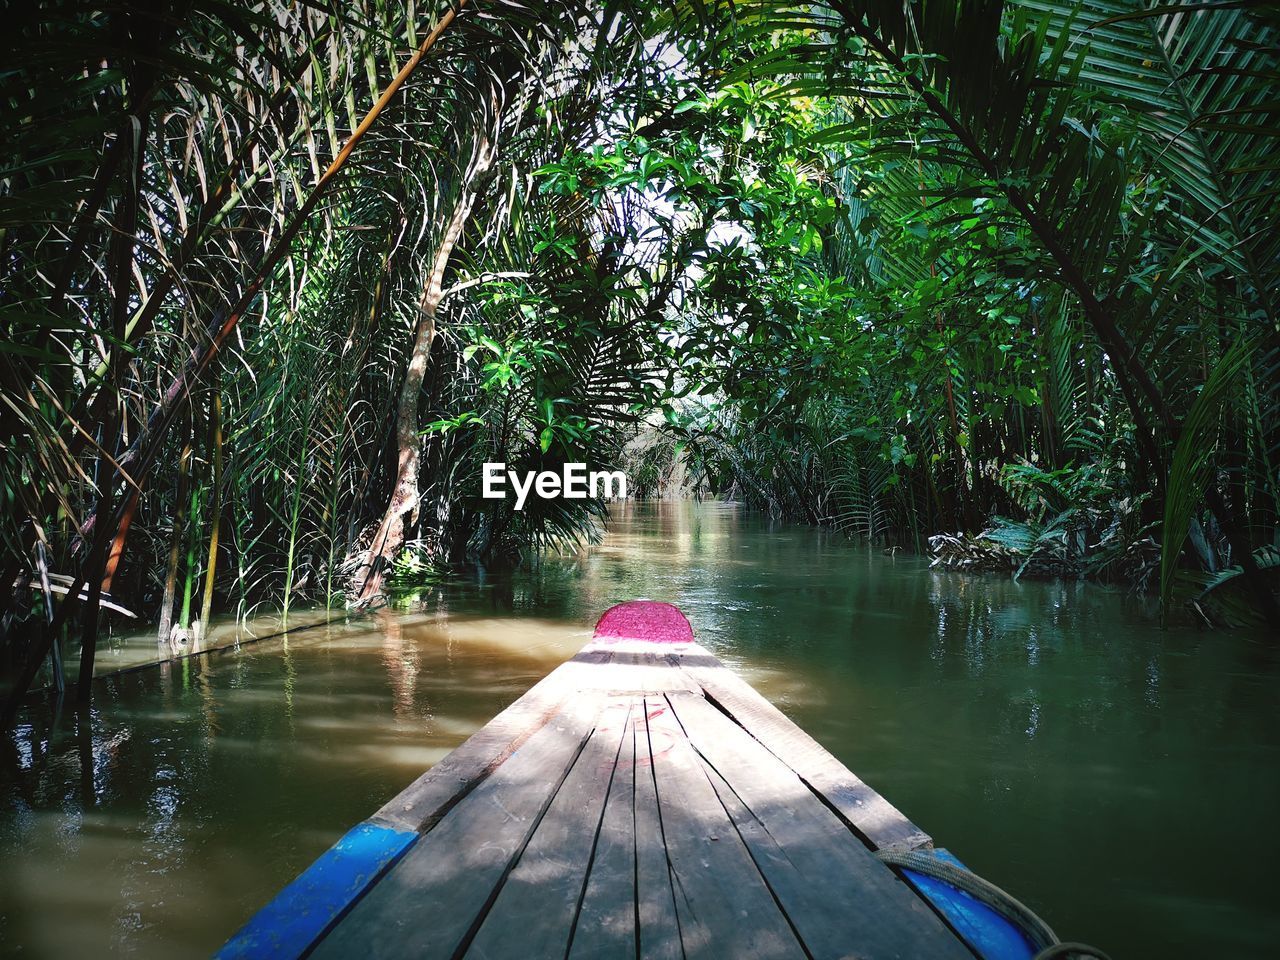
2 0 1278 709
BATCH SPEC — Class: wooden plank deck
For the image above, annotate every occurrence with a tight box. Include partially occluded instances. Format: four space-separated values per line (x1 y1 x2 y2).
218 602 981 960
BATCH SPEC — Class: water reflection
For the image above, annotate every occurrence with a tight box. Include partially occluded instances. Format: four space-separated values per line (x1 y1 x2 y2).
2 501 1279 958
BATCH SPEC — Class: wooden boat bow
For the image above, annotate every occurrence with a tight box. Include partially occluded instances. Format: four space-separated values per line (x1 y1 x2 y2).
217 601 1041 959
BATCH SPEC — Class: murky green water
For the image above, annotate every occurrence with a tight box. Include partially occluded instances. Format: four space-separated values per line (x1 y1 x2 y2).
3 501 1278 958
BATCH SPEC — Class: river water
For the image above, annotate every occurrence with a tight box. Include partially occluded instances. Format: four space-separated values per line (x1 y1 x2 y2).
2 501 1277 958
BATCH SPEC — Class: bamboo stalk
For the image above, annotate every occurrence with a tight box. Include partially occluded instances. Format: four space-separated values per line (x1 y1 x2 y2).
200 380 223 631
180 450 203 638
282 409 310 626
158 429 193 646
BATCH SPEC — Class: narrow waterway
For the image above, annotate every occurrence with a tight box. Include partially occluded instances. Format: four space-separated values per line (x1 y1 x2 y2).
2 501 1277 958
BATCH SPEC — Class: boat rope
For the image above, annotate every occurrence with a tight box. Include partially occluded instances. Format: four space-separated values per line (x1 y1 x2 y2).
875 849 1112 960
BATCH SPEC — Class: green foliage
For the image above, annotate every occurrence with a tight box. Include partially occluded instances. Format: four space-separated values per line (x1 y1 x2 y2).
1 0 1277 660
1159 338 1256 612
1195 545 1280 627
669 1 1276 617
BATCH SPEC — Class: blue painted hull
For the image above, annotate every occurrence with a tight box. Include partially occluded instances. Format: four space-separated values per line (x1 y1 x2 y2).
216 821 416 959
903 849 1040 960
220 829 1041 960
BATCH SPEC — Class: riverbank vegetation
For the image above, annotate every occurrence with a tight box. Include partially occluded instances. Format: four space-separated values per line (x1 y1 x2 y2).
3 0 1277 707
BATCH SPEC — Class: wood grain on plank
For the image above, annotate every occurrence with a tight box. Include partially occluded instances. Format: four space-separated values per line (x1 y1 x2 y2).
568 701 639 960
668 691 973 960
312 699 601 959
643 696 804 960
632 706 682 960
465 701 633 960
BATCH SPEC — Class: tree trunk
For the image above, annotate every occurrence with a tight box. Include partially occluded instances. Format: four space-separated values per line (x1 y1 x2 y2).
77 79 150 703
351 150 492 603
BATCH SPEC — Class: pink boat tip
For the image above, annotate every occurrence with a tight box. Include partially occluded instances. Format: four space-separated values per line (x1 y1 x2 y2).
593 601 693 644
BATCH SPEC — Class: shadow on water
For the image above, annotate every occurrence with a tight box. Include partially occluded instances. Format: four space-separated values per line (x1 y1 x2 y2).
2 500 1278 958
